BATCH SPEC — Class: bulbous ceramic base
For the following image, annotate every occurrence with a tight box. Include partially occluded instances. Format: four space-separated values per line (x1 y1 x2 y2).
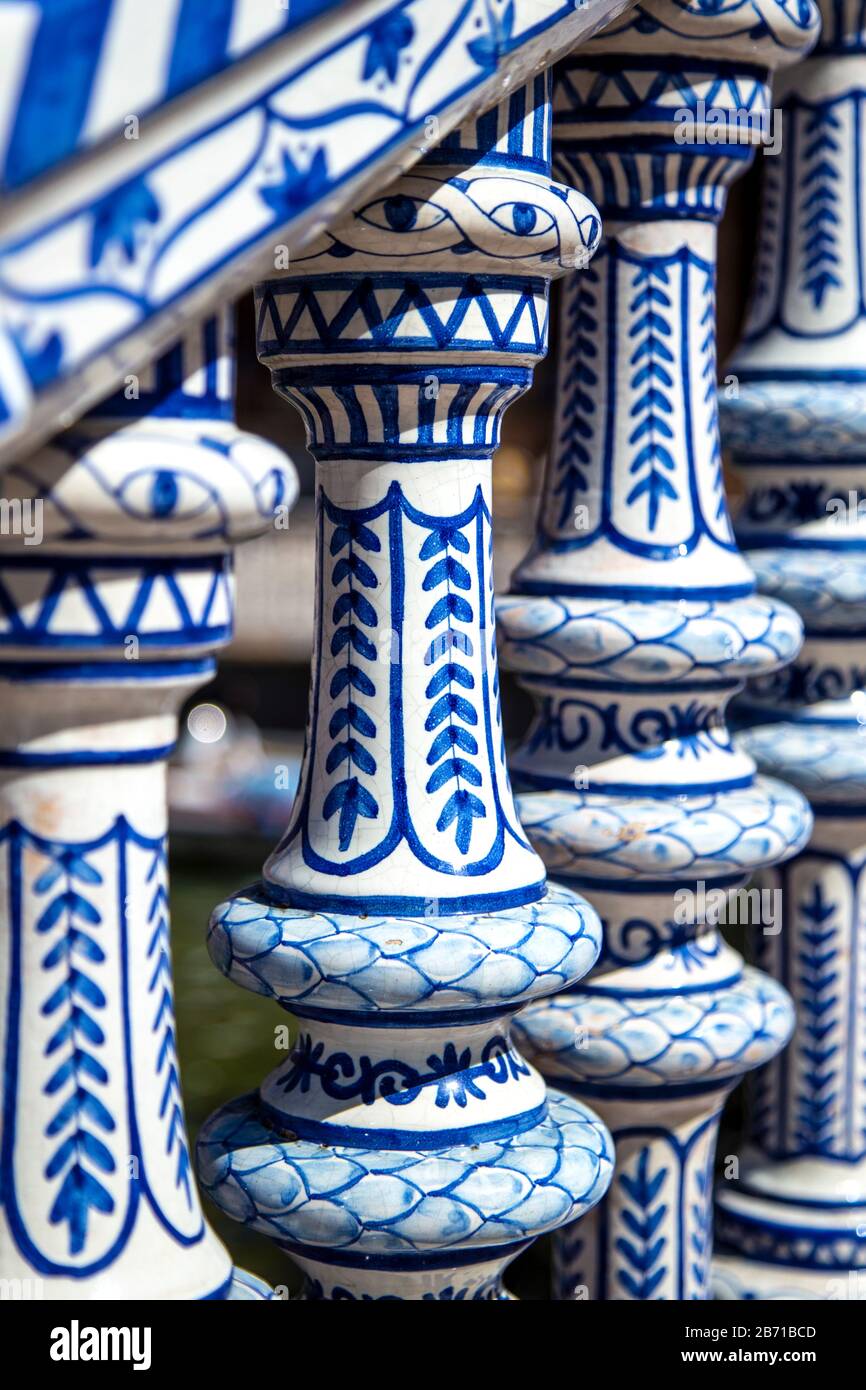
515 962 795 1092
197 881 613 1298
714 1150 866 1300
513 778 811 882
497 592 803 687
197 1088 613 1301
205 881 602 1015
516 959 795 1299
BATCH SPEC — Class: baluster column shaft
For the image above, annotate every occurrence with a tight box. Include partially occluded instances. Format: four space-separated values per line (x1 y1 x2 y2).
196 78 616 1302
714 0 866 1300
498 0 819 1299
0 313 297 1299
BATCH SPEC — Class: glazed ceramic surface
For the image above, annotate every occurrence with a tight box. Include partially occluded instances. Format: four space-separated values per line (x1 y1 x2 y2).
196 76 616 1302
0 0 633 466
497 0 819 1299
714 0 866 1300
0 311 297 1298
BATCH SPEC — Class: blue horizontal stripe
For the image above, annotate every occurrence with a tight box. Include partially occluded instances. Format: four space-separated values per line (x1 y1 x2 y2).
514 579 756 601
559 134 756 160
423 148 550 175
574 969 744 1000
738 533 866 552
517 675 740 695
278 1238 531 1272
0 744 176 768
259 1101 547 1152
561 775 754 797
737 367 866 383
289 1000 525 1028
259 272 546 294
553 1075 736 1102
311 445 498 463
560 55 770 79
277 363 531 388
0 627 231 651
811 801 866 818
517 771 755 796
265 880 548 918
0 553 225 572
547 871 748 895
594 204 725 224
733 455 863 468
0 658 214 682
716 1215 866 1270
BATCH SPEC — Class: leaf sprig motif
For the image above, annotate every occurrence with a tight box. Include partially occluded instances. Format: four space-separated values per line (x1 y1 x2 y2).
800 106 842 310
615 1148 668 1298
553 270 598 529
795 881 839 1152
689 1155 713 1296
625 262 678 531
700 268 727 523
323 513 381 851
146 845 192 1204
36 849 114 1256
421 522 484 854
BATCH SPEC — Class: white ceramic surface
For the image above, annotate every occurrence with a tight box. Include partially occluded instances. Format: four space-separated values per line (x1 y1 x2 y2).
0 310 298 1298
498 0 819 1300
714 0 866 1298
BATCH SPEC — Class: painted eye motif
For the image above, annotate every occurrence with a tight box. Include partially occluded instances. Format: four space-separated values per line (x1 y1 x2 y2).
579 213 601 251
488 201 555 236
117 468 215 522
358 195 449 233
255 467 290 515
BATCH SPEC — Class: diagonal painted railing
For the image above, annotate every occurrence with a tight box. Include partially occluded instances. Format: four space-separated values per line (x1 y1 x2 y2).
0 0 635 465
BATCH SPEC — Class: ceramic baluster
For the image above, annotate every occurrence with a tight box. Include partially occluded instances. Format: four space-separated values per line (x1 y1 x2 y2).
712 0 866 1300
195 78 616 1302
497 0 819 1300
0 311 297 1300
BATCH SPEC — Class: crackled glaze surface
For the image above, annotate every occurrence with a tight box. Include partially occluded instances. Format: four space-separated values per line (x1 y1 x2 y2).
714 0 866 1301
498 0 817 1300
195 77 615 1301
0 312 297 1299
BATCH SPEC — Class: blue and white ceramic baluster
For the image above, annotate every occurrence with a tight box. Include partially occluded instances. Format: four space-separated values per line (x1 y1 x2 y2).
0 311 297 1300
497 0 819 1300
713 0 866 1300
195 79 616 1302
